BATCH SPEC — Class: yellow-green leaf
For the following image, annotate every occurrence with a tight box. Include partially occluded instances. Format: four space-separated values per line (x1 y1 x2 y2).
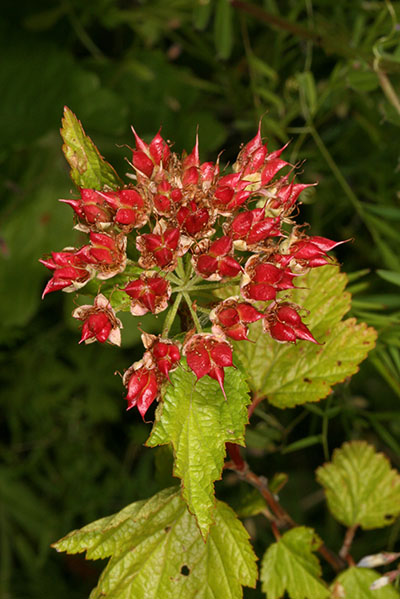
332 567 400 598
61 106 122 189
316 441 400 529
53 487 258 599
260 527 329 599
146 363 250 538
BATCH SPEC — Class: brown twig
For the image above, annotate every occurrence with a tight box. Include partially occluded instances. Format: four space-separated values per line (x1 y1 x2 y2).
225 444 346 573
339 524 358 560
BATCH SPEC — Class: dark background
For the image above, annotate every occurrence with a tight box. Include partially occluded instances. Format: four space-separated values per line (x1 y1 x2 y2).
1 1 400 597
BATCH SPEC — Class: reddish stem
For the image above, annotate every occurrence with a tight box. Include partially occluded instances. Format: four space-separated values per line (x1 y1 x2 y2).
247 393 264 418
339 524 358 560
226 454 345 573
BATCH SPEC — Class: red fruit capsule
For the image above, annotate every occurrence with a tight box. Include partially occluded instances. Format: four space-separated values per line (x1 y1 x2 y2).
264 304 319 344
72 294 122 346
124 274 171 315
210 298 264 341
123 364 159 419
184 334 234 399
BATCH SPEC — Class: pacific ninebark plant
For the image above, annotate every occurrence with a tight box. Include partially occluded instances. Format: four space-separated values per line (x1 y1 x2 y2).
41 108 400 598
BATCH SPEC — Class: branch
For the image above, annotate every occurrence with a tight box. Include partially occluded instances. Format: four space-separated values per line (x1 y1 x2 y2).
339 524 358 561
225 444 346 573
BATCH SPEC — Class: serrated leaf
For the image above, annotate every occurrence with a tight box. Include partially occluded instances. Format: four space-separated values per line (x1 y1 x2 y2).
53 487 258 599
260 527 329 599
316 441 400 529
233 265 377 407
332 567 400 598
61 106 122 189
146 363 250 538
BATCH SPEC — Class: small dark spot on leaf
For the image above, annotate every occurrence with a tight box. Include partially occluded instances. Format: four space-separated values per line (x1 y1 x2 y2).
384 514 393 520
164 526 171 533
337 360 342 366
304 377 312 383
180 565 190 576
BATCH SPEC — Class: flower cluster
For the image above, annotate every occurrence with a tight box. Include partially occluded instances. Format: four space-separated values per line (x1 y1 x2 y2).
41 124 344 418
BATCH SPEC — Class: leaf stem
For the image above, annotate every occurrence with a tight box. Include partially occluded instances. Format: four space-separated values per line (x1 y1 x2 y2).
225 456 346 573
182 292 203 332
339 524 358 560
175 257 186 280
162 293 183 337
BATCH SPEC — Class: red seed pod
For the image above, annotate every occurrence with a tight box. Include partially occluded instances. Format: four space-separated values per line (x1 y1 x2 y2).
176 200 215 238
268 179 317 213
131 127 170 178
213 172 251 215
152 178 183 216
192 236 242 281
264 303 319 344
124 273 171 315
241 255 297 302
39 249 92 298
137 226 180 270
141 333 181 382
123 363 159 418
75 232 127 280
137 221 192 271
97 188 149 230
210 297 264 341
59 188 115 231
275 234 348 272
72 294 122 345
184 333 234 399
229 208 281 250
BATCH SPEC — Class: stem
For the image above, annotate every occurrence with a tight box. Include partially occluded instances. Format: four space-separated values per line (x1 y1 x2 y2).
248 394 265 418
339 524 358 560
166 272 181 286
226 459 346 573
376 69 400 117
182 291 203 332
308 126 364 217
162 293 183 337
175 257 186 280
321 397 332 461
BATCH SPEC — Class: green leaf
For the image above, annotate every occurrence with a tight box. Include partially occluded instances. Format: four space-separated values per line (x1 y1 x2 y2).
377 269 400 287
347 69 379 92
214 0 233 60
193 0 212 30
332 567 400 598
316 441 400 529
53 487 258 599
233 265 377 408
260 527 329 599
61 106 122 190
146 363 250 538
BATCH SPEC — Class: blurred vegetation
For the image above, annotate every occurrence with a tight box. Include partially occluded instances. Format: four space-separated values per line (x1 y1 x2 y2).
1 1 400 597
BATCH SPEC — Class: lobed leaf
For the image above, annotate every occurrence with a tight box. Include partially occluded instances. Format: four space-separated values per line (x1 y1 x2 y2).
146 363 250 538
316 440 400 529
260 526 329 599
53 487 258 599
233 265 377 408
61 106 122 190
332 567 400 598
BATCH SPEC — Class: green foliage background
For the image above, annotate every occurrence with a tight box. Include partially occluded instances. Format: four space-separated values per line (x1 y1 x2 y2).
1 1 400 597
